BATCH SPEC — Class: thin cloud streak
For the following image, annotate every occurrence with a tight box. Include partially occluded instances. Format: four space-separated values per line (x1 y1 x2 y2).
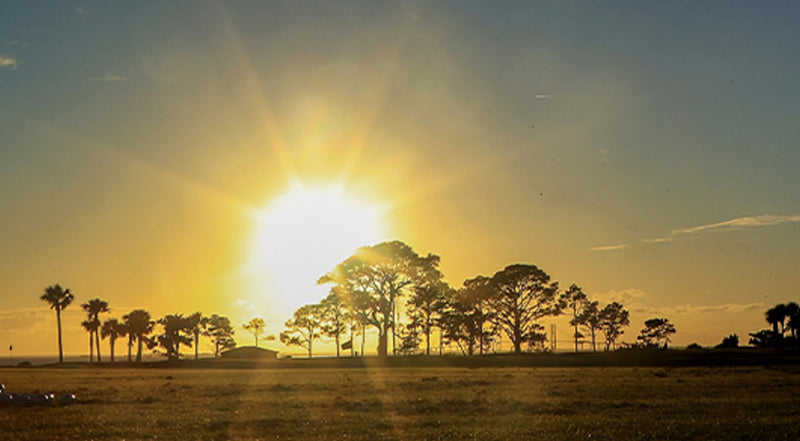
590 243 629 252
644 214 800 244
0 55 18 70
90 73 127 82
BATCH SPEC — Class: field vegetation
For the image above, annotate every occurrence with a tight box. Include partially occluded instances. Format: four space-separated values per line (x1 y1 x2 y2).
1 365 799 440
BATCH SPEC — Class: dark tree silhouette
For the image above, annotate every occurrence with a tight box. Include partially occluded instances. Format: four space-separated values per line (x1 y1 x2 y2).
576 300 602 352
81 298 109 363
637 318 676 348
123 309 154 363
599 301 629 351
320 291 348 358
459 276 496 356
440 278 496 356
488 264 563 354
281 304 322 358
785 302 799 339
396 322 422 355
206 314 236 357
81 318 99 362
564 284 588 352
157 314 194 360
318 241 441 357
716 334 739 349
749 329 779 348
40 284 74 364
185 312 207 360
406 278 451 356
766 304 787 336
100 318 125 363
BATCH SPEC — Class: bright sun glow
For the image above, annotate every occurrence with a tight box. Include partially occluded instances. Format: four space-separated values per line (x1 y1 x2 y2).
247 183 390 314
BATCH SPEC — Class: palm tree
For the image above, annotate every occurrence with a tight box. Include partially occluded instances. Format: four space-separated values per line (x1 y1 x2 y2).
785 302 800 339
81 298 110 363
101 319 125 363
40 284 74 364
81 319 99 363
766 304 787 336
123 309 154 363
185 312 207 360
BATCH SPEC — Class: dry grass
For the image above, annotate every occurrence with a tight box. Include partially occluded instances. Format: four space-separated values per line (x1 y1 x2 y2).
1 365 799 440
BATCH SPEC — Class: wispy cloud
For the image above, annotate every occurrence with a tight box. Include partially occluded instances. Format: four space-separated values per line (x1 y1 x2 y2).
632 302 764 316
590 243 629 252
645 214 800 244
0 55 18 70
535 93 554 99
592 288 764 317
90 73 127 82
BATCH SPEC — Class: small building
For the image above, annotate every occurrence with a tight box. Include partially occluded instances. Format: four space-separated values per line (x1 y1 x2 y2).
220 346 278 360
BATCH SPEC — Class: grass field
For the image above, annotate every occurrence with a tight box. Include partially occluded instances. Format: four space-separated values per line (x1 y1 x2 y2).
2 364 800 440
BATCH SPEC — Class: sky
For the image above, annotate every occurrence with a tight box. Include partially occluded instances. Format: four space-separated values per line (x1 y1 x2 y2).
1 1 799 358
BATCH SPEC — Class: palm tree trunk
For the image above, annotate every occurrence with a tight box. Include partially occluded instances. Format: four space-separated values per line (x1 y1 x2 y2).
194 332 199 360
56 307 64 364
137 335 143 363
96 330 102 363
110 338 115 363
127 335 133 363
335 333 340 358
88 331 94 363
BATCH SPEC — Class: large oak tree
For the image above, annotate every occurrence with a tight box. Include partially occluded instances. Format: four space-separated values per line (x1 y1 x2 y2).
488 264 563 353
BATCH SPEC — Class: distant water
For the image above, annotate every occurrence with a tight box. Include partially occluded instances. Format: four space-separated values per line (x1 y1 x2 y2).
0 354 163 366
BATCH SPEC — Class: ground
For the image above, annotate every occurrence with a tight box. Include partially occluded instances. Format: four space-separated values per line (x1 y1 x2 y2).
1 364 799 440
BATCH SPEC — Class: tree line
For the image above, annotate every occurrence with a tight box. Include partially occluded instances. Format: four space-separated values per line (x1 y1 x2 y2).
281 241 676 357
40 285 237 363
38 240 685 362
748 302 800 349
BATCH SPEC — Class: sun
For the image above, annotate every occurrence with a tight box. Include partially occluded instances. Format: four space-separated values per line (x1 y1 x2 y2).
246 182 390 314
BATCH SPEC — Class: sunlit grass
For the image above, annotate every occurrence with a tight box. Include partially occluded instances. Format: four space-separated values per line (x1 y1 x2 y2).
1 366 799 440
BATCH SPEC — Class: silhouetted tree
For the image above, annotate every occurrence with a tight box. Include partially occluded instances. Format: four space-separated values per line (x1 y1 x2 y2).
785 302 799 339
749 330 779 348
396 322 422 355
406 279 451 356
40 284 74 364
488 264 563 354
716 334 739 349
185 312 207 360
458 276 496 356
82 298 109 363
564 284 588 352
81 319 99 363
318 241 441 357
157 314 194 360
440 280 497 356
123 309 155 363
576 300 602 352
281 304 323 358
206 314 236 357
100 318 125 363
243 317 274 347
599 302 630 351
637 318 676 348
766 304 787 336
320 291 348 358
